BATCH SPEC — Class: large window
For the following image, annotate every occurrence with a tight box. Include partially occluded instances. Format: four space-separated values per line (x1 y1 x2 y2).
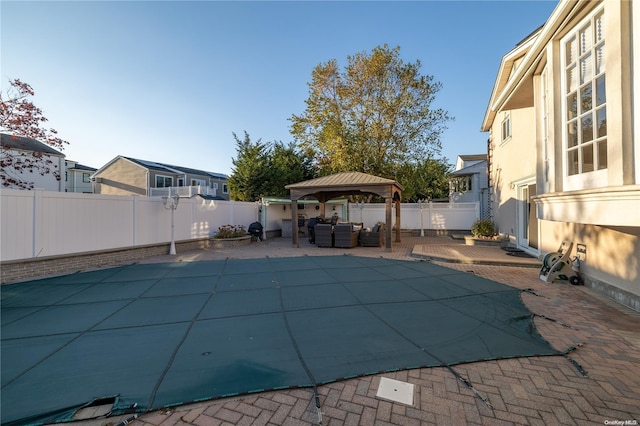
563 9 607 176
155 175 173 188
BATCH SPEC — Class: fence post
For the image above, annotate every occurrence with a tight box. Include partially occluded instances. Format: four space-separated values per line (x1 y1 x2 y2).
32 189 43 258
132 195 138 246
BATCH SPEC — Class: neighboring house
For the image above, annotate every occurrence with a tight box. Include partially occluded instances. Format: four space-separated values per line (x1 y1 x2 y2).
448 154 489 218
482 0 640 310
65 160 97 193
92 156 230 200
0 133 65 191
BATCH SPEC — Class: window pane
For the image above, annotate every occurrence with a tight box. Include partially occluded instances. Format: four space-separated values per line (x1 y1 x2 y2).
597 106 607 137
580 83 592 112
582 144 594 173
580 53 593 84
568 121 578 147
568 149 579 175
595 43 605 74
566 36 577 63
567 92 577 119
596 75 606 106
597 140 607 170
567 65 577 93
595 12 604 43
580 22 592 54
581 113 593 143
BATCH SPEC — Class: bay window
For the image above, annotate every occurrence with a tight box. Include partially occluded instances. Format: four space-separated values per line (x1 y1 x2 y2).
563 9 607 179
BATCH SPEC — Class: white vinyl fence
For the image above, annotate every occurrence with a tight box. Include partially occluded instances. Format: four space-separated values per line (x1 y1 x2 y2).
347 202 479 231
1 189 259 262
1 189 479 262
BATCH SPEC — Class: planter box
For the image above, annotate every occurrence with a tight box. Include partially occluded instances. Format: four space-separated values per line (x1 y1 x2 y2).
210 235 252 249
464 236 506 247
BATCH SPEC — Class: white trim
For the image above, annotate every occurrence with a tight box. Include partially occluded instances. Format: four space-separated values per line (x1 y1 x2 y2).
533 185 640 226
634 0 640 184
491 1 579 115
559 6 608 191
155 174 174 188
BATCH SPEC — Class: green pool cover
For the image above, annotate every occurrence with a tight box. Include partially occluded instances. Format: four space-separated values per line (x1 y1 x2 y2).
1 256 560 425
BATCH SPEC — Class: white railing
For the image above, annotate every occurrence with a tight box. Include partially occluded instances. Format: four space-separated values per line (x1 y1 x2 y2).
149 185 217 198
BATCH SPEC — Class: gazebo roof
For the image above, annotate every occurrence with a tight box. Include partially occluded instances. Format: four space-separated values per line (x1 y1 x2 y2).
285 172 403 201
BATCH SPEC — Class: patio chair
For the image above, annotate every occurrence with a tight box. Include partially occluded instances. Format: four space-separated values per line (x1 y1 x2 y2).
360 223 385 247
333 222 362 248
314 223 334 247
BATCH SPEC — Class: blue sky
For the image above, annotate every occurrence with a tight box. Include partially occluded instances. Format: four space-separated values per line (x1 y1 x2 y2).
1 1 557 176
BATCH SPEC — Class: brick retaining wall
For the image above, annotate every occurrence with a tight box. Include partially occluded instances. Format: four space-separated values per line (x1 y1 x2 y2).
0 236 251 285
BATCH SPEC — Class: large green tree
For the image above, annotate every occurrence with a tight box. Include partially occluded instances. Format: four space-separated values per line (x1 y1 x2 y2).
265 142 315 197
395 157 452 202
228 132 316 201
290 45 452 178
228 131 270 201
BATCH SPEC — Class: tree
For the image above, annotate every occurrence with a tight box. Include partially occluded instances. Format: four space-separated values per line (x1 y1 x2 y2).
228 131 270 201
228 132 317 201
395 157 452 202
290 45 452 179
1 79 68 189
265 142 315 197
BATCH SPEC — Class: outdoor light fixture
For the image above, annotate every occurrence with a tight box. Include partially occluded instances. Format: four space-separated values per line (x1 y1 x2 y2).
162 194 180 255
418 199 426 237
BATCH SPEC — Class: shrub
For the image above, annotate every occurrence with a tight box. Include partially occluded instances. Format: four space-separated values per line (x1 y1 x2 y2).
215 224 246 239
471 219 495 238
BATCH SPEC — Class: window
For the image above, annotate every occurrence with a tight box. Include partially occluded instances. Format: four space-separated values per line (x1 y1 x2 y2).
223 184 229 194
65 171 68 182
563 9 606 176
501 113 511 142
450 176 472 193
191 179 206 186
155 175 173 188
82 173 90 183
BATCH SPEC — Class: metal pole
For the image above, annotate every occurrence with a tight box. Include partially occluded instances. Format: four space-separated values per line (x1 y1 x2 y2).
163 191 179 255
169 203 176 255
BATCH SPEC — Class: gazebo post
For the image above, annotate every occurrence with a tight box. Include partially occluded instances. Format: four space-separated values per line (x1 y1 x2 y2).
395 196 401 243
291 200 299 248
385 197 392 251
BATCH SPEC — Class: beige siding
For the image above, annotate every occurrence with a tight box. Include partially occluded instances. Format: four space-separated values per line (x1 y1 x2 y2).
95 158 147 196
490 107 536 239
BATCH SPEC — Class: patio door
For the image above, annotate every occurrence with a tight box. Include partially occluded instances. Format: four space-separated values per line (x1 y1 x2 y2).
517 182 538 251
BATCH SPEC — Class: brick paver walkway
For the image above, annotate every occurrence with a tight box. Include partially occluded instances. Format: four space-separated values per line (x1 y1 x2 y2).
122 237 640 425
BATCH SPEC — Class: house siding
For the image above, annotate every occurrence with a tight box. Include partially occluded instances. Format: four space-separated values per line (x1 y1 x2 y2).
490 107 536 242
2 148 64 191
95 158 147 196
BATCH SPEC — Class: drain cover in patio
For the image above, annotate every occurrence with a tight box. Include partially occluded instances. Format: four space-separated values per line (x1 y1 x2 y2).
1 256 560 425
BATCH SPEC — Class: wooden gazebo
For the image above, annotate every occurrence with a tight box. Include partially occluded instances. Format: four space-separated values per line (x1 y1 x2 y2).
285 172 403 250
